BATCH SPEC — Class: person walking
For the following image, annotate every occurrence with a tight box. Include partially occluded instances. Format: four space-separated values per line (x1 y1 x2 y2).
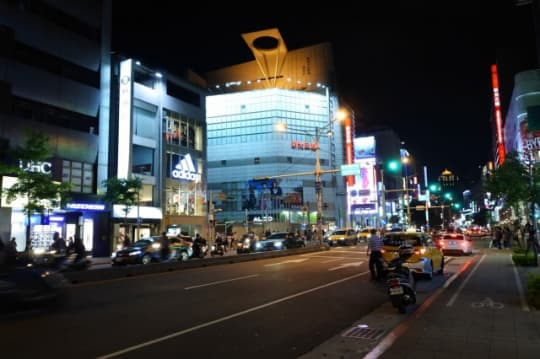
525 221 539 257
367 228 384 281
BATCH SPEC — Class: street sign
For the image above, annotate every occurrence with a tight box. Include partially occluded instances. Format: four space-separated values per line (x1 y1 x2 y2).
340 164 361 176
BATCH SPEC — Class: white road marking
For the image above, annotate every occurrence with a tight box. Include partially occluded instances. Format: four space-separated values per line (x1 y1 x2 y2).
328 261 364 271
264 258 309 267
446 254 485 307
321 258 344 264
97 271 370 359
184 274 259 290
511 254 530 311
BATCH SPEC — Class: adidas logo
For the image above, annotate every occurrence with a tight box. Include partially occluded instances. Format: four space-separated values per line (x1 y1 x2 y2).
171 153 201 181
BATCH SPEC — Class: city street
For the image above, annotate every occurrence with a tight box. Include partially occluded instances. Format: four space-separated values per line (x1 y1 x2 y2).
1 241 469 359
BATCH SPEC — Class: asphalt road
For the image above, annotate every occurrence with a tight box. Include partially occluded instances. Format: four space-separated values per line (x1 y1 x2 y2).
0 243 469 359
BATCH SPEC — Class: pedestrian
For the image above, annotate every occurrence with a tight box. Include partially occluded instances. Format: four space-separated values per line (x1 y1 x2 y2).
10 237 17 252
367 228 384 281
525 221 539 257
50 231 67 255
159 231 170 261
123 234 131 248
502 226 511 249
491 227 502 249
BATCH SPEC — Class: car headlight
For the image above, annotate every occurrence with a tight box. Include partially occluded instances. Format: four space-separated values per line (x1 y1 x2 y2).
111 252 117 259
129 250 141 256
274 241 283 248
255 242 262 249
151 243 161 249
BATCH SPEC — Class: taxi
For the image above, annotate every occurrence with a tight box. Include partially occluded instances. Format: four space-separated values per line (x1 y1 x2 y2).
356 228 373 242
325 228 358 246
381 231 444 279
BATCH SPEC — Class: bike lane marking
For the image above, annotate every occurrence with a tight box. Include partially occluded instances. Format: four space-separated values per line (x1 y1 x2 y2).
446 254 485 307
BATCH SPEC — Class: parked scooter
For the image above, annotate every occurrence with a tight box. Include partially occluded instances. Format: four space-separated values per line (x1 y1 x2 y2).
384 245 417 314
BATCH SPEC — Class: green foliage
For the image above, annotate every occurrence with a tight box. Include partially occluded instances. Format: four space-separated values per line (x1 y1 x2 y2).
483 151 530 216
527 273 540 309
512 252 538 266
102 176 143 221
0 130 72 251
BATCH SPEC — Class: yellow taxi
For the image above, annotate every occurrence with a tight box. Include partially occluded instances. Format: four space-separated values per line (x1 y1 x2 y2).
325 228 358 246
381 231 444 279
356 228 373 242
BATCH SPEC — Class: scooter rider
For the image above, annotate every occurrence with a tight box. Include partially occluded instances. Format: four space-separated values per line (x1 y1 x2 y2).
367 228 384 281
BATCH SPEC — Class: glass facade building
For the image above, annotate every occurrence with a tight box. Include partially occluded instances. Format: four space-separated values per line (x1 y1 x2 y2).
207 88 346 233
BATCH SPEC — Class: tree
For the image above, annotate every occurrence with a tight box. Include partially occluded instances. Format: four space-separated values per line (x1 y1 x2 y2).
483 151 531 219
0 131 71 252
102 176 143 239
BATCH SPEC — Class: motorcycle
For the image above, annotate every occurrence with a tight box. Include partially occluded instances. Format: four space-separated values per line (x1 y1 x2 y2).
384 245 417 314
0 264 70 309
192 239 209 258
210 241 225 257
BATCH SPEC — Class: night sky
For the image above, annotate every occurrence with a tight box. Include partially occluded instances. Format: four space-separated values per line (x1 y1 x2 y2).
113 1 539 185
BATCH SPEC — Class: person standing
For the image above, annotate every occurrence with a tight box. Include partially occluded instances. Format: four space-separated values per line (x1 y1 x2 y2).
367 228 384 281
525 221 539 257
159 232 170 261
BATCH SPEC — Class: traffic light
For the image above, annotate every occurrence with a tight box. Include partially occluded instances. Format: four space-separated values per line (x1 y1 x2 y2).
444 192 453 200
429 183 440 192
386 160 401 172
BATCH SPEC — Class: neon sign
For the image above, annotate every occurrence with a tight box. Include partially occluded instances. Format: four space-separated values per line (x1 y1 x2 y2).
19 160 52 174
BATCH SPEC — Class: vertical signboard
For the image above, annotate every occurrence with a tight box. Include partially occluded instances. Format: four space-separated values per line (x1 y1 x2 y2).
491 64 505 166
347 136 378 219
118 59 133 179
344 114 354 186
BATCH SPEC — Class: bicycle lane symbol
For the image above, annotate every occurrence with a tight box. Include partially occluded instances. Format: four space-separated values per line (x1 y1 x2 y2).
471 297 504 309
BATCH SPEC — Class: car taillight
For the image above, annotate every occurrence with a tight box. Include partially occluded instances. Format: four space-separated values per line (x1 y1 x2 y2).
388 278 400 287
438 240 445 248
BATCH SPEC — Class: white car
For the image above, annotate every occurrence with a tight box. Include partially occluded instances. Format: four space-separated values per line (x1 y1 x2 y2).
437 233 473 255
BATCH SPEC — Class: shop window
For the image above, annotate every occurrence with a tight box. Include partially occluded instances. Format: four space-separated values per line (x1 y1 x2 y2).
132 145 154 176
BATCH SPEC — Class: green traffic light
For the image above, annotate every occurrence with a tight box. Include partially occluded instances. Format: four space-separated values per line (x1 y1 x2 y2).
444 193 452 200
429 184 439 192
387 160 401 172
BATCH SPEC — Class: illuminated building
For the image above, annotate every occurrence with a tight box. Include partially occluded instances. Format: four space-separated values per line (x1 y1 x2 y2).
110 58 208 246
0 0 112 255
205 29 347 232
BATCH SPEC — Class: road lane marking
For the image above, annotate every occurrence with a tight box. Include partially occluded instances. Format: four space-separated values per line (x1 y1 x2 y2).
97 271 370 359
511 254 530 312
321 258 344 264
328 261 364 271
184 274 259 290
264 258 309 266
446 254 485 307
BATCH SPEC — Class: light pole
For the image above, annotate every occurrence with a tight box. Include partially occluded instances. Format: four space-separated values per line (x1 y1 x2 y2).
271 119 342 245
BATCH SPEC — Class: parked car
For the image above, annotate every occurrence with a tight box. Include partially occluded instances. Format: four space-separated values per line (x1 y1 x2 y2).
436 233 473 255
325 228 357 246
381 231 444 280
111 237 162 265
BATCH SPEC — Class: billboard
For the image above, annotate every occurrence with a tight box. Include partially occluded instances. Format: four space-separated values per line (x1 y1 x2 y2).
348 135 378 216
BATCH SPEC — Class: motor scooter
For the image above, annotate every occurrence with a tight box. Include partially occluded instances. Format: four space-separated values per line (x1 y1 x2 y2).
210 241 225 257
384 245 417 314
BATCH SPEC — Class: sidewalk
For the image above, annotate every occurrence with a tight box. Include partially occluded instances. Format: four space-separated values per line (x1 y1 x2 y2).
301 247 540 359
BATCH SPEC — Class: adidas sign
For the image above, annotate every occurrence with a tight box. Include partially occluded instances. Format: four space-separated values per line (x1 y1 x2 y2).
171 153 201 181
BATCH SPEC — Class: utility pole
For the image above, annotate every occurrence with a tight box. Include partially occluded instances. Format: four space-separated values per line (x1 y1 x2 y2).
315 127 324 245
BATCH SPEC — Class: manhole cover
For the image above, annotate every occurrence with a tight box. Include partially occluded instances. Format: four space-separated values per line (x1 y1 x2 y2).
341 327 385 340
